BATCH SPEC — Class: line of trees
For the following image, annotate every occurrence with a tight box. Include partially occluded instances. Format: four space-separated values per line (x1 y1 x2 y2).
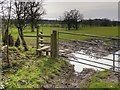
60 9 119 30
59 18 119 30
81 19 119 27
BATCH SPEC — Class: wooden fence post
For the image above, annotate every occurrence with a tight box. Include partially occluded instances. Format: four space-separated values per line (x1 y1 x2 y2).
51 33 53 57
36 26 39 54
51 30 58 59
113 53 115 71
112 39 116 71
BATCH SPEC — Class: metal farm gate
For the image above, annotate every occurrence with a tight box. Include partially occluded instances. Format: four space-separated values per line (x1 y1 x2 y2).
58 31 120 73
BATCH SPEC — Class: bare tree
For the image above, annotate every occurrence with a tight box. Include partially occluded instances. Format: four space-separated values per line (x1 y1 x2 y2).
64 11 71 30
0 0 12 67
0 0 5 4
27 1 45 32
63 9 83 30
14 1 29 51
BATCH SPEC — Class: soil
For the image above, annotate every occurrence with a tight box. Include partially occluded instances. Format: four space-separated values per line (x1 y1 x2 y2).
44 65 97 88
59 38 120 59
53 38 119 88
43 65 119 88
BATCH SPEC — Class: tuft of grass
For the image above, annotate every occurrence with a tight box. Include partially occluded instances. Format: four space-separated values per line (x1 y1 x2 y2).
18 46 24 51
89 70 112 83
88 82 120 89
88 70 120 89
8 46 17 51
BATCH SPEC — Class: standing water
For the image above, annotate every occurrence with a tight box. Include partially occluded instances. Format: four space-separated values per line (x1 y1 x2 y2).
69 50 120 72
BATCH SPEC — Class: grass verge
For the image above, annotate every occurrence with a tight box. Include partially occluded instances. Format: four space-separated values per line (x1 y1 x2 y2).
88 70 120 89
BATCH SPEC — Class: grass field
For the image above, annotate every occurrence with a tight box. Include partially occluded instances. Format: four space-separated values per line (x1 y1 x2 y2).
11 26 118 37
10 26 118 46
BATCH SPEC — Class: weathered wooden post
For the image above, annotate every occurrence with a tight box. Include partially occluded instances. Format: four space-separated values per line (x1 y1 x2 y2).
112 38 116 71
51 30 58 59
113 53 115 71
51 33 53 57
6 29 9 67
36 26 39 54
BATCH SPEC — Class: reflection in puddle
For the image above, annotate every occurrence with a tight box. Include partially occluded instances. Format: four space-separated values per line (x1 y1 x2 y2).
69 50 120 72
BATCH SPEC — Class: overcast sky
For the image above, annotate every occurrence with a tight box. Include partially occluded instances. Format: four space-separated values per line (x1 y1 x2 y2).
43 2 118 20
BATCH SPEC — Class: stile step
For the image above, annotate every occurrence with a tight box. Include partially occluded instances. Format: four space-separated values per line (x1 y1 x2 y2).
39 44 44 47
37 46 50 51
39 39 44 41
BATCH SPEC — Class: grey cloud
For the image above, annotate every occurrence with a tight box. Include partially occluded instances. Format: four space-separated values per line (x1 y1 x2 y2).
43 2 118 20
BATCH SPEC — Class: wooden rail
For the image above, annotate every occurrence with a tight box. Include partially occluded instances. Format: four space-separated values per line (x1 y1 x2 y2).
24 35 37 37
58 31 120 40
38 34 51 37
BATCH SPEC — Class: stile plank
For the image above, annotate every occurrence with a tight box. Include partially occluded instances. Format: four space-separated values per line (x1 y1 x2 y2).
37 46 50 51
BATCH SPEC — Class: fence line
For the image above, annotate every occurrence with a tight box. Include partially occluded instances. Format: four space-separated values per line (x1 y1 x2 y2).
69 55 119 69
69 58 119 73
58 31 120 40
75 51 119 62
58 31 120 72
24 30 120 72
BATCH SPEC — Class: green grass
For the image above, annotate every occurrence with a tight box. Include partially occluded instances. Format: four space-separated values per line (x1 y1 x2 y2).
88 70 120 89
10 26 118 40
4 57 69 88
3 46 70 88
88 82 119 89
9 26 118 46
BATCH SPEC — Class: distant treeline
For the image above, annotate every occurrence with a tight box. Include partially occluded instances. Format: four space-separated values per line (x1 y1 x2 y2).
40 18 119 27
81 19 119 27
10 18 119 27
